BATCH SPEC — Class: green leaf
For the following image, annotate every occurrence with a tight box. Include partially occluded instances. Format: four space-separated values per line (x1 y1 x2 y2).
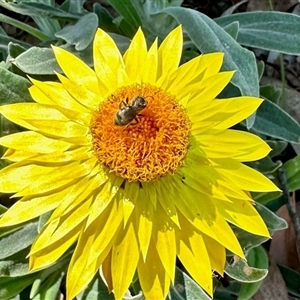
0 1 79 21
247 156 281 174
0 34 30 52
0 272 40 300
255 202 287 233
267 140 288 158
253 99 300 143
260 85 281 104
60 0 86 15
55 13 98 51
257 61 264 80
13 47 62 75
132 0 182 39
0 13 51 42
237 246 268 300
31 271 64 300
253 191 282 205
0 67 32 104
159 7 259 97
0 221 38 259
223 21 239 39
284 154 300 192
215 12 300 55
0 247 30 276
233 225 269 252
8 42 27 59
76 271 114 300
93 3 120 34
225 256 267 283
106 0 141 36
277 265 300 297
169 267 211 300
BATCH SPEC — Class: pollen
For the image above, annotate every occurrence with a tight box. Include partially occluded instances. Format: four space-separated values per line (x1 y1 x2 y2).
90 83 191 182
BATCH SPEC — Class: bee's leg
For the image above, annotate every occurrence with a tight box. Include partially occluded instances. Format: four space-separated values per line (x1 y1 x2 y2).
119 97 129 109
126 118 139 127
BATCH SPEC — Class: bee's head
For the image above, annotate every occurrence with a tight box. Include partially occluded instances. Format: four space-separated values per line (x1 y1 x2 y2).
132 96 147 109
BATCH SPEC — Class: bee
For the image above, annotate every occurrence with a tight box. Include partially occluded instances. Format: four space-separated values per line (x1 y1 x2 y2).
114 95 148 126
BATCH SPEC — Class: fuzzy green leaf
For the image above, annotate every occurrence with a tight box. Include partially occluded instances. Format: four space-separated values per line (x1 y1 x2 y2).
0 222 38 259
253 99 300 143
55 13 98 51
0 273 40 300
13 47 62 75
31 271 64 300
0 67 32 103
215 12 300 55
284 154 300 192
238 246 268 300
0 1 79 21
225 256 267 283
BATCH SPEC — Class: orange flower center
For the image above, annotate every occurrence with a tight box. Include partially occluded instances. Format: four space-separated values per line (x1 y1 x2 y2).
90 83 190 182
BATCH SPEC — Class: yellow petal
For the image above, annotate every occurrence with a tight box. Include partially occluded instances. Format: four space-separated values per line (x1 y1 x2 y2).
30 79 90 113
30 225 80 270
14 160 94 197
197 129 272 161
138 239 170 300
93 28 128 92
30 195 93 262
165 53 225 96
52 45 100 95
143 38 158 84
56 73 99 110
18 147 92 163
0 131 71 153
0 103 67 130
142 181 157 208
212 158 280 192
202 234 226 275
184 71 234 106
101 251 113 292
67 199 123 300
29 85 53 105
135 189 153 260
201 52 224 78
155 179 180 227
2 148 36 162
153 204 176 283
122 181 139 227
176 213 213 296
0 162 59 193
213 197 270 237
157 25 182 80
214 178 253 201
173 183 245 258
112 221 139 299
0 188 69 226
123 27 147 83
49 173 106 221
26 119 88 138
85 175 123 228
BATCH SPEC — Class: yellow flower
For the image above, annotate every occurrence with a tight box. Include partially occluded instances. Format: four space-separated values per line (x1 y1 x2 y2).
0 26 279 299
